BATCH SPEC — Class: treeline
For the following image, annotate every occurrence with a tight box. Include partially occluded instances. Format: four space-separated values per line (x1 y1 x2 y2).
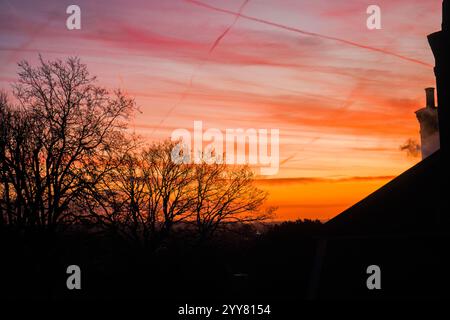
0 56 271 249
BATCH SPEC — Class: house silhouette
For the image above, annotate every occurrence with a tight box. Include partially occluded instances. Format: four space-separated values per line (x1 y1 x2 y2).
309 0 450 299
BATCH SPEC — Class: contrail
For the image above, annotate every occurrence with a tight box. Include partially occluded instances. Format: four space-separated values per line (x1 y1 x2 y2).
209 0 249 53
150 0 250 136
185 0 432 68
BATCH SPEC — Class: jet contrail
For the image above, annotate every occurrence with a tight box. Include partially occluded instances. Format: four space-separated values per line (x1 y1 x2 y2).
185 0 432 68
209 0 249 53
150 0 250 136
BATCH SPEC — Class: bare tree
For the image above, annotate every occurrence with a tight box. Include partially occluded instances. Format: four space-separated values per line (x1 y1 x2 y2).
0 91 36 227
82 141 196 248
0 56 136 231
142 141 196 239
85 140 271 248
0 91 12 227
192 162 270 241
0 56 271 243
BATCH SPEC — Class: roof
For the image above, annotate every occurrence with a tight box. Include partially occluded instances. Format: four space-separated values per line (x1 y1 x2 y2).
325 150 442 236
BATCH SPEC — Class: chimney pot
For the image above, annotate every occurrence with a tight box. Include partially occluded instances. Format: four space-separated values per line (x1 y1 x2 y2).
426 87 436 108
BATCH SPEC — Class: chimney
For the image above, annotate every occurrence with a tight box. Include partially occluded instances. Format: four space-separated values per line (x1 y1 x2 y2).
425 87 436 108
428 1 450 157
415 88 440 159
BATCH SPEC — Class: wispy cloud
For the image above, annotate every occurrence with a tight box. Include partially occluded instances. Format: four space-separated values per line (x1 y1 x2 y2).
256 175 395 185
0 0 438 219
184 0 432 67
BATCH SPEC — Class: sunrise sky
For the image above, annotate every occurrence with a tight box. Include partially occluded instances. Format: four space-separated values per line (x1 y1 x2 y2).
0 0 443 220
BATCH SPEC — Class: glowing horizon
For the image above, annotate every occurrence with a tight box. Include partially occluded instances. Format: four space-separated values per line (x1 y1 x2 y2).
0 0 442 220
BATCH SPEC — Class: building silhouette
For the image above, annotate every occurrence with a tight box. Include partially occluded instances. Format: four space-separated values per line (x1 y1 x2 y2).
309 0 450 299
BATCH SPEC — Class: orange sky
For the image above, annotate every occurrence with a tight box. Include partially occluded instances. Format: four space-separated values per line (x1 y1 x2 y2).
0 0 443 220
257 176 395 221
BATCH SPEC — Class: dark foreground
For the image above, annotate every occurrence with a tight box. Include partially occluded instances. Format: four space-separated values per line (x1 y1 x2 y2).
1 220 449 301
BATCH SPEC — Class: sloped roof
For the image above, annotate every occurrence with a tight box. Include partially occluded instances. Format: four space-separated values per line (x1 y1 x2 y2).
326 150 442 236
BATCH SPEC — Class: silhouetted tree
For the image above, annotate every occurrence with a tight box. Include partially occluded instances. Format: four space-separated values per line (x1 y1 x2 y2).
79 140 193 248
0 56 136 231
83 141 270 248
1 56 270 244
192 162 270 241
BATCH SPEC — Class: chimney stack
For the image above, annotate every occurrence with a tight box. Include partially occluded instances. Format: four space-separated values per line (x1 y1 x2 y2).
415 88 440 159
426 87 436 108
